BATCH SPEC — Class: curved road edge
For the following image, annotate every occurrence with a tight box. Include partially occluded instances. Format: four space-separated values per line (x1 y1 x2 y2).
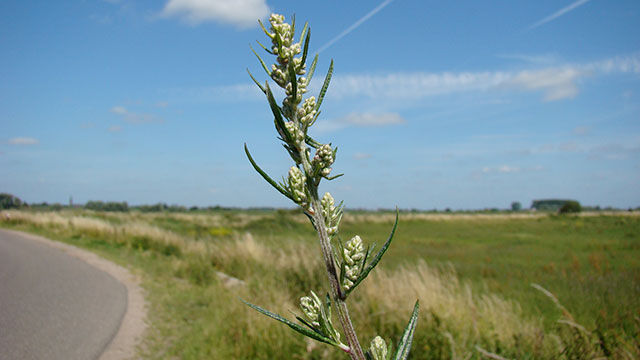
0 229 147 360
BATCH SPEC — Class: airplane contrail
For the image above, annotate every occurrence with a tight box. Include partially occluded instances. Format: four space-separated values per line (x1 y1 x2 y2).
316 0 395 53
528 0 592 30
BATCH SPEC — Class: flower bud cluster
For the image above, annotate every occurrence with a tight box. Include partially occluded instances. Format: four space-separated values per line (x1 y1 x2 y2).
369 336 389 360
300 291 344 346
343 235 365 290
300 293 321 327
321 192 342 236
297 96 317 126
284 121 305 145
288 166 309 209
267 13 306 112
312 144 335 177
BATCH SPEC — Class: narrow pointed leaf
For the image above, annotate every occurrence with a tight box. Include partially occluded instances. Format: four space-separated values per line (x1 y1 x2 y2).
256 40 274 55
257 19 273 38
300 27 311 68
251 45 272 76
265 83 293 144
307 54 319 83
345 208 399 297
299 22 308 44
288 61 297 103
246 69 266 94
244 144 294 201
305 134 322 148
393 301 420 360
325 173 344 181
241 299 336 346
316 59 333 111
295 316 320 332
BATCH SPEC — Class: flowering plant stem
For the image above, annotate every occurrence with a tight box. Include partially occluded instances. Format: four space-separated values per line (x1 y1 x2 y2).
243 13 418 360
310 198 366 359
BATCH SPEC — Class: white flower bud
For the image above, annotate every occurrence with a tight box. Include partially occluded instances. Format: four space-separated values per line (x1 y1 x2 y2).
343 235 365 290
300 295 320 327
369 336 388 360
288 166 307 207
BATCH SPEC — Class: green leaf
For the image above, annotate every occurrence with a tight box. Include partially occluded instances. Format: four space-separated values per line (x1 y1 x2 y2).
393 300 420 360
344 208 399 297
257 19 273 38
246 69 266 94
265 83 294 144
300 26 311 69
255 40 274 55
251 45 272 77
305 134 322 148
241 299 336 346
288 61 297 103
244 143 294 201
325 173 344 181
307 54 319 83
299 22 308 43
316 59 333 112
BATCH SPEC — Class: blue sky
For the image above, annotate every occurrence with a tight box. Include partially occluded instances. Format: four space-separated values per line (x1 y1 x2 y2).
1 0 639 210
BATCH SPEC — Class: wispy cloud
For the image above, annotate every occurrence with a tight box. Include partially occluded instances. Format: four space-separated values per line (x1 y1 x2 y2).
505 67 581 101
160 0 270 28
528 0 592 30
8 137 39 145
353 152 372 160
181 53 639 105
110 106 163 124
324 53 640 102
496 53 559 64
108 125 122 132
315 112 406 133
479 165 544 175
317 0 394 53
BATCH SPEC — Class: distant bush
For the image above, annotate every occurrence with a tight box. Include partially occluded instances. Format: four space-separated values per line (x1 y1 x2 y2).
0 193 24 209
559 200 582 214
532 199 579 211
85 200 129 212
511 201 522 211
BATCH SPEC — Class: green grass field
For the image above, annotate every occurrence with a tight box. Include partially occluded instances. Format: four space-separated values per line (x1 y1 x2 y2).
1 209 638 359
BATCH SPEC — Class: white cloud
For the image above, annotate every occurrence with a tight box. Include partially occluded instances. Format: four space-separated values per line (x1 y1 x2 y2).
323 54 640 102
504 67 581 101
8 137 39 145
480 165 544 174
111 106 127 115
111 105 163 124
353 152 372 160
179 53 640 105
315 112 406 133
497 53 559 64
589 144 640 160
161 0 270 28
528 0 592 30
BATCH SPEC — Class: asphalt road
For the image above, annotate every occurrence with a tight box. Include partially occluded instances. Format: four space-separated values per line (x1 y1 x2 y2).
0 229 127 360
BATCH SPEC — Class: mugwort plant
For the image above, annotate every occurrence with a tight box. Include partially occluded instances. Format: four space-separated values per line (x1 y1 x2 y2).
243 13 419 360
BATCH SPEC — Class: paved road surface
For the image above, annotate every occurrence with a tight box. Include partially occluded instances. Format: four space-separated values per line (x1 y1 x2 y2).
0 229 127 360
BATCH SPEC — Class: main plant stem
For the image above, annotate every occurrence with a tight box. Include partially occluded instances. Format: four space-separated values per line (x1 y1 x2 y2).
310 198 366 360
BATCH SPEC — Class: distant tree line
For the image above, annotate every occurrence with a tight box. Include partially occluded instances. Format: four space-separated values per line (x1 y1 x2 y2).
531 199 578 212
85 200 129 212
0 193 24 209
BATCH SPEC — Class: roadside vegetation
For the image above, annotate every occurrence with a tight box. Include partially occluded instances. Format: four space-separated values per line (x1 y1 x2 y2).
1 208 638 359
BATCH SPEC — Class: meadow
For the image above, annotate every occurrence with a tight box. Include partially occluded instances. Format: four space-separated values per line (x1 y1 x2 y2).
1 208 638 359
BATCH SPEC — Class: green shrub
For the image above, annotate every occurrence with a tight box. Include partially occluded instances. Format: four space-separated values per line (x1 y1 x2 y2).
0 193 23 209
559 200 582 214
